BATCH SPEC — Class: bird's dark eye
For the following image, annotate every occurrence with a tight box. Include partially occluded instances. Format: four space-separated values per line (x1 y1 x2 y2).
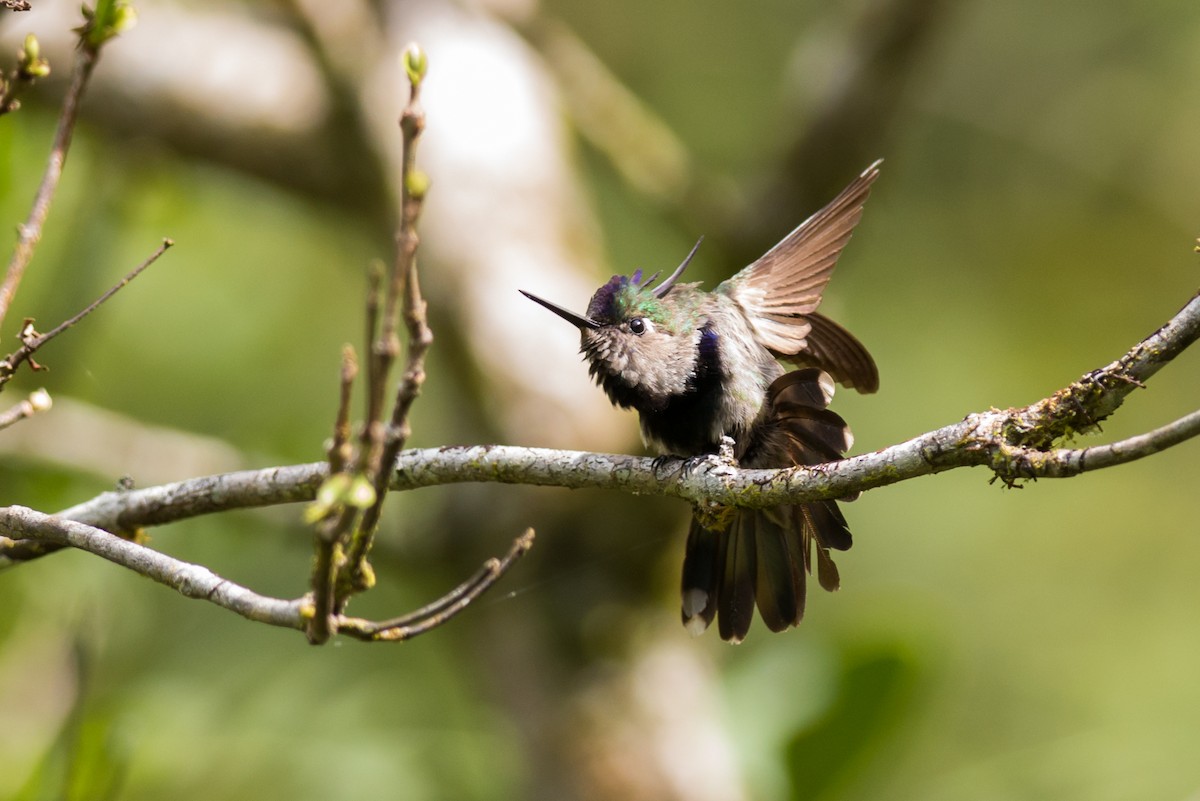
629 318 646 335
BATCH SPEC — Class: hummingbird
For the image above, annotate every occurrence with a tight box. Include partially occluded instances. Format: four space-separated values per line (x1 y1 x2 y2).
520 161 881 642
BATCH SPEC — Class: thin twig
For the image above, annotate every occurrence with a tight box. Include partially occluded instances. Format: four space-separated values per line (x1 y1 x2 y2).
328 345 358 474
343 46 431 594
304 342 355 637
1080 408 1200 469
307 504 356 643
0 239 173 386
0 41 103 330
303 269 379 638
306 346 360 643
1000 408 1200 478
360 261 383 424
336 528 535 642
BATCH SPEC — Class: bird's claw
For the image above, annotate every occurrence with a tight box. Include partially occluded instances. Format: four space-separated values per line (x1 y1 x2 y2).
651 454 714 478
651 454 680 479
681 454 720 477
652 439 739 479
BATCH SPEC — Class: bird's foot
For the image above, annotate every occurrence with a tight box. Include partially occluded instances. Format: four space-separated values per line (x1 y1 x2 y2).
651 454 682 479
653 439 739 479
651 453 716 478
684 450 739 478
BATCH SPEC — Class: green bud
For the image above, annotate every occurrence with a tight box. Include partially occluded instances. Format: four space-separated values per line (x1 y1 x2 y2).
345 474 377 509
82 0 137 48
403 43 427 86
320 473 351 505
298 600 316 620
405 169 431 200
305 473 351 523
19 34 50 79
111 2 137 34
28 388 52 412
356 561 377 590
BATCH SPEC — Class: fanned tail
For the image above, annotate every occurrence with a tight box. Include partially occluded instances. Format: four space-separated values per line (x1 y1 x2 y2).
681 368 856 642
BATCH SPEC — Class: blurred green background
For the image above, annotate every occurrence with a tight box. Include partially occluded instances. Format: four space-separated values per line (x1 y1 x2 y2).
1 1 1198 799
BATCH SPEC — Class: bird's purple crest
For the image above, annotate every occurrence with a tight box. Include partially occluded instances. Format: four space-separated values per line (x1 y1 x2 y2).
519 238 704 330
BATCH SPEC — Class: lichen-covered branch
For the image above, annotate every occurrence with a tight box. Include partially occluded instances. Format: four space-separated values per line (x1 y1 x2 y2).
1028 409 1200 475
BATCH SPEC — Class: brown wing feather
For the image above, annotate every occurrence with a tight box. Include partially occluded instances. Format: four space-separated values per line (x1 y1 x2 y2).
718 160 881 357
784 312 879 394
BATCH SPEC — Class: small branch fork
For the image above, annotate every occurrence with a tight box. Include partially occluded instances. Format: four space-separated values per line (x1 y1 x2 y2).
1 288 1196 633
0 239 172 432
0 239 174 387
337 529 535 642
0 506 534 640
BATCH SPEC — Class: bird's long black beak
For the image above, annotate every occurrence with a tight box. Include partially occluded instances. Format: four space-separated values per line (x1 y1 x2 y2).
519 289 601 330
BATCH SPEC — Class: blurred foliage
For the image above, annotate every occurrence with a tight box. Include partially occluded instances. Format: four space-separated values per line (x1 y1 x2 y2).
784 646 920 801
2 0 1200 800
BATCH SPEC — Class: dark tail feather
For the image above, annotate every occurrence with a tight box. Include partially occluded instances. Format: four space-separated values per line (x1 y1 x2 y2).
681 521 720 636
682 501 848 641
680 368 858 641
754 508 800 632
718 514 757 642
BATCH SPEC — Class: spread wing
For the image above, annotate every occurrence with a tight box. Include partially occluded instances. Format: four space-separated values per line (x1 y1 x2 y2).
716 160 881 379
786 312 879 393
